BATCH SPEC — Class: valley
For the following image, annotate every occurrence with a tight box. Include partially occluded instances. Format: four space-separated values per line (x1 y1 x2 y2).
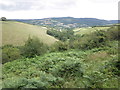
1 18 119 89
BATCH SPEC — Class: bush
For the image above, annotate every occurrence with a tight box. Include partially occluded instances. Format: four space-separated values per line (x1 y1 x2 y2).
69 30 108 50
2 49 118 88
2 45 21 64
21 37 47 58
87 30 107 48
106 26 119 40
51 58 83 78
47 29 74 41
50 41 69 52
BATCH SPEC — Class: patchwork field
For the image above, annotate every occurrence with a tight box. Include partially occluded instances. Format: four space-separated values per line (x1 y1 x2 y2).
1 21 58 46
74 26 110 35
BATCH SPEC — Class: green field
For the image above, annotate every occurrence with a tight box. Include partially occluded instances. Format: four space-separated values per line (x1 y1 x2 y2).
1 21 58 46
74 26 110 35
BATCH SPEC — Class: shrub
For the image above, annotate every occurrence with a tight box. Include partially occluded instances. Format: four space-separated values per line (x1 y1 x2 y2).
50 41 69 52
50 57 84 78
2 49 118 88
2 77 28 88
2 45 21 64
21 37 47 58
69 30 108 50
102 56 119 76
87 30 107 49
47 29 74 41
106 26 119 40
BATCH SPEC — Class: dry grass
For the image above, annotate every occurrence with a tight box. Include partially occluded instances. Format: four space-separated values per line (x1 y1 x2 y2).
1 21 58 46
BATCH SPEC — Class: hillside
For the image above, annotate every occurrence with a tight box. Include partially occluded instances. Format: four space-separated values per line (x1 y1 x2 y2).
73 24 119 35
73 26 111 35
2 43 118 88
15 17 118 29
2 23 119 88
1 21 58 46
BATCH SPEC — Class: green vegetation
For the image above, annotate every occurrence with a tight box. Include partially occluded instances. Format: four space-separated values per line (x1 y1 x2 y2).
2 45 22 64
74 26 110 35
2 44 119 88
1 21 58 46
47 29 74 41
21 37 47 58
50 41 69 52
70 25 119 50
2 22 119 89
106 25 119 40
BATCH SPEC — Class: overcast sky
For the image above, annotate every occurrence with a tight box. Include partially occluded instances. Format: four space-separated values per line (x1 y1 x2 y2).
0 0 119 20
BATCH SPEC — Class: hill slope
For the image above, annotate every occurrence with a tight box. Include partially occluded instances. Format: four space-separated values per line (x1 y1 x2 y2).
1 21 58 46
73 26 111 35
15 17 118 29
2 44 118 88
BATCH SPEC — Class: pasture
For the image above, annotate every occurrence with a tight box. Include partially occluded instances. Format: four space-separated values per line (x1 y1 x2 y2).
1 21 58 46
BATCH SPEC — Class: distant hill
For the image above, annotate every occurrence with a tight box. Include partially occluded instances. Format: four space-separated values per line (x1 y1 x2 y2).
14 17 118 29
1 21 58 46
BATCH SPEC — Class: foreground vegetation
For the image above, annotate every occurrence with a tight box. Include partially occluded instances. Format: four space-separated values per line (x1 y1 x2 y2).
2 44 119 88
2 24 119 88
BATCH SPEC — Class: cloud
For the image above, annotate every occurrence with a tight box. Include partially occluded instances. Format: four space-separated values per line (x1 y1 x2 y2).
0 0 43 11
0 2 32 11
0 0 77 11
0 0 118 20
88 0 119 3
118 1 120 20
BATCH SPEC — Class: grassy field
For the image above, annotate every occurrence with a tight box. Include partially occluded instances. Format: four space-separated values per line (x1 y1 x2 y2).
74 26 110 35
1 21 58 46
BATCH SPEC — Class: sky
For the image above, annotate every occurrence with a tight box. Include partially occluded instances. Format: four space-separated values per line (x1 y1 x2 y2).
0 0 119 20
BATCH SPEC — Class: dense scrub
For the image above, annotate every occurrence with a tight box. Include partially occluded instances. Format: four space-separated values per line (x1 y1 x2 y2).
2 37 48 63
69 25 119 50
2 45 22 64
2 25 119 63
20 37 48 58
47 25 119 51
2 25 119 88
2 43 119 88
47 29 74 41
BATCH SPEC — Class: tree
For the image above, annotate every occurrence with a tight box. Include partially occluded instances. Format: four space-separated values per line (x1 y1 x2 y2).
2 45 21 64
21 37 47 58
50 41 69 52
1 17 7 21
